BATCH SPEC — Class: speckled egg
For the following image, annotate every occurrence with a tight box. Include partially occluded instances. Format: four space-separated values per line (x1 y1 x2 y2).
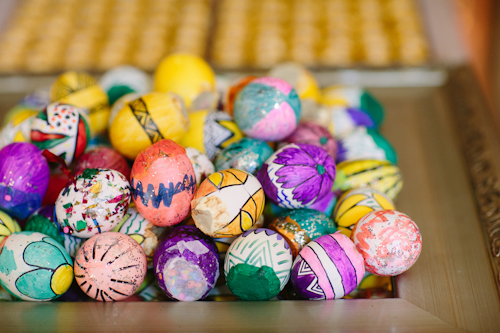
337 127 397 164
55 168 131 238
224 228 293 301
258 143 335 209
214 137 275 175
73 147 131 181
0 231 74 301
351 210 422 276
153 225 220 301
279 122 337 159
131 139 196 227
0 210 21 243
233 77 301 142
0 142 50 219
74 232 147 301
185 147 215 186
291 233 365 300
191 169 265 238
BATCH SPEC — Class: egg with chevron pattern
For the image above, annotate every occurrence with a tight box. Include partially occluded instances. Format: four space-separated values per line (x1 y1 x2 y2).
224 228 293 301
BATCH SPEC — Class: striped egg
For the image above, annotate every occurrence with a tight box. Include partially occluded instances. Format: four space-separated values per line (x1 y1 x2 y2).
291 233 365 300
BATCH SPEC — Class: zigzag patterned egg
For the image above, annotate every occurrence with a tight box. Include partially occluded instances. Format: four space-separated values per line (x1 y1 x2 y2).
131 139 196 227
291 233 365 300
224 228 293 301
191 169 265 238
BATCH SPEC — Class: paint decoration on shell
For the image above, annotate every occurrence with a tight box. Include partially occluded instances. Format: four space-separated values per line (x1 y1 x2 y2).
109 92 189 160
108 92 141 129
73 147 131 181
291 233 365 300
337 127 397 164
50 71 110 135
334 187 395 238
279 122 337 159
99 65 151 106
0 110 37 149
31 103 90 165
0 231 74 301
131 139 196 227
55 168 131 238
351 210 422 276
74 232 147 301
191 169 265 238
153 225 220 301
0 210 21 243
224 75 257 116
233 77 301 142
0 142 50 219
257 143 336 209
214 137 275 175
268 62 321 103
185 147 215 186
224 228 293 301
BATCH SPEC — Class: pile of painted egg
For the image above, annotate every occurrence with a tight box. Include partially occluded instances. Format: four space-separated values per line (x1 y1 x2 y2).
0 54 421 303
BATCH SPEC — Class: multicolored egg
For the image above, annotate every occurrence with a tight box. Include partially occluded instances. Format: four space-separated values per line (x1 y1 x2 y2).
73 147 131 181
185 147 215 186
31 103 90 165
233 77 301 141
258 143 335 209
153 225 220 301
291 233 365 300
279 122 337 159
351 210 422 276
224 228 293 301
99 65 151 106
312 105 376 140
0 231 74 301
333 159 403 201
337 127 397 164
214 138 274 175
180 110 243 160
109 92 189 160
50 71 110 135
224 75 257 116
55 168 131 238
107 92 141 129
191 169 265 238
74 232 147 301
0 142 50 219
334 187 395 238
131 139 196 227
0 210 21 243
268 62 321 103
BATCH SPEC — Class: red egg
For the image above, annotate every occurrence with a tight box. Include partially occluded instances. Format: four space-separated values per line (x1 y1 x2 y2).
73 147 131 180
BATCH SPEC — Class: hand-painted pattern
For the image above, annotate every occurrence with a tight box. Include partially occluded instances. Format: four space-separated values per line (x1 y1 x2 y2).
129 98 163 143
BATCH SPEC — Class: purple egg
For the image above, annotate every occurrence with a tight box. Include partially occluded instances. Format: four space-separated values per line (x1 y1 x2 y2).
153 225 220 301
0 142 49 219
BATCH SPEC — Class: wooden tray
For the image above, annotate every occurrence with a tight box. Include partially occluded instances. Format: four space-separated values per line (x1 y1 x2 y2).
1 67 499 332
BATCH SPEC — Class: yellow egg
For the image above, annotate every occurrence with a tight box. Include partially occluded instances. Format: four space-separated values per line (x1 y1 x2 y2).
154 53 216 109
109 92 189 160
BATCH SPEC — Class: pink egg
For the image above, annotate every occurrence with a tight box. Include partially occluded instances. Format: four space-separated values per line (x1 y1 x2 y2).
351 210 422 276
280 122 337 159
74 232 147 301
73 147 131 181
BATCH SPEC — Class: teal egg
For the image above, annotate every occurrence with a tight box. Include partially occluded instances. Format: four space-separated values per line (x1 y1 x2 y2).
278 209 337 240
337 127 397 164
0 231 74 301
214 138 274 175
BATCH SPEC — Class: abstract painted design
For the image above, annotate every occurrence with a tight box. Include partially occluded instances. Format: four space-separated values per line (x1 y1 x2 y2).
203 111 243 159
129 98 164 143
214 137 274 175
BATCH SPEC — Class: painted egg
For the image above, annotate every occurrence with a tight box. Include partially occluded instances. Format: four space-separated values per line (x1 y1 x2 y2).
42 171 71 206
224 75 257 116
99 65 151 106
212 215 265 254
352 210 422 276
55 168 131 238
337 127 397 164
185 147 215 186
109 92 189 160
257 143 336 209
224 228 293 301
333 159 403 201
279 122 337 159
154 53 216 110
50 71 110 135
321 85 385 126
3 87 50 126
269 209 337 258
180 110 243 160
107 92 141 129
131 139 196 227
291 233 365 300
25 205 83 257
214 137 274 175
74 232 147 301
233 77 301 141
31 103 90 165
265 192 338 222
0 110 37 149
0 231 74 301
334 187 395 238
153 225 220 301
268 62 321 103
312 105 376 140
0 210 21 243
0 142 50 219
112 206 165 266
191 169 265 238
73 147 131 181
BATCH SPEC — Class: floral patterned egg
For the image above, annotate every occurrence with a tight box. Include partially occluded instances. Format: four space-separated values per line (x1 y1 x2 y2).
0 231 74 301
258 143 336 209
185 147 215 186
55 168 131 238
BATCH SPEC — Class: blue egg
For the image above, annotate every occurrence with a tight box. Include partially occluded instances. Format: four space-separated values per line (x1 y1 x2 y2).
214 137 274 175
